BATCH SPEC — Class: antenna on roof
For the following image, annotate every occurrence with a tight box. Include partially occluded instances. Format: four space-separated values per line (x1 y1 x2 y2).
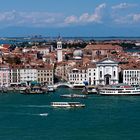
58 33 61 41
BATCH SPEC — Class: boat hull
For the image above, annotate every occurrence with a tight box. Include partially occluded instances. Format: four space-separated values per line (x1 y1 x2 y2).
99 92 140 96
60 94 87 98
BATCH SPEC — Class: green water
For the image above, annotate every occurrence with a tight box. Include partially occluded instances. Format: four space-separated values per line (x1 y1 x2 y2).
0 88 140 140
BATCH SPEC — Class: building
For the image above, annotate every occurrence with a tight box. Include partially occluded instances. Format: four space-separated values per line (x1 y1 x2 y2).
96 58 119 85
0 65 10 87
123 69 140 85
57 41 63 62
68 67 87 84
84 44 123 59
87 63 97 85
10 68 20 85
20 67 38 84
37 65 54 85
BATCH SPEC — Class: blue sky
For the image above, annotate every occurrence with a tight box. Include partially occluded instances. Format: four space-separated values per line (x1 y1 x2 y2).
0 0 140 37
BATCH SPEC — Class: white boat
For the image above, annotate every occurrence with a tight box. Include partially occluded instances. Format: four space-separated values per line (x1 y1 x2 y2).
86 86 97 94
51 102 85 108
60 94 87 98
72 82 85 89
99 84 140 95
47 85 55 92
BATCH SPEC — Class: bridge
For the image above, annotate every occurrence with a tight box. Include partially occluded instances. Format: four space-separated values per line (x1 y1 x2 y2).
54 83 73 89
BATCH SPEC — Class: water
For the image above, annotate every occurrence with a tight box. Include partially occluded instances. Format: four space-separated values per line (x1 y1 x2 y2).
0 88 140 140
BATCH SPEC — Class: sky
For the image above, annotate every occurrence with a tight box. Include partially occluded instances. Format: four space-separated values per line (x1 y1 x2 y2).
0 0 140 37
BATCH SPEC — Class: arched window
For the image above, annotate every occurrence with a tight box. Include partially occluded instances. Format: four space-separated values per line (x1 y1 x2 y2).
114 71 116 77
100 71 102 78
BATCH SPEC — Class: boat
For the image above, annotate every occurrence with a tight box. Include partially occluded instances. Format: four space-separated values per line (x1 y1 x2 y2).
47 85 55 92
51 102 85 108
99 84 140 95
60 94 87 98
86 86 98 94
21 86 46 94
72 82 85 89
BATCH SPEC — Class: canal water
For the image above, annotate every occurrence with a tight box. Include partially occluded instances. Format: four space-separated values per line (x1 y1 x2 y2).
0 88 140 140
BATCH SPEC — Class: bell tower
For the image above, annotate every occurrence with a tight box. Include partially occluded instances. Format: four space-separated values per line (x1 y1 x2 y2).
57 40 63 62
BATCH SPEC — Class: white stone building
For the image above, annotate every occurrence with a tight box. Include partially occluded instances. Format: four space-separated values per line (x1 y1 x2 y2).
96 58 119 85
0 65 10 87
123 69 140 85
20 68 38 84
87 64 97 85
68 67 87 84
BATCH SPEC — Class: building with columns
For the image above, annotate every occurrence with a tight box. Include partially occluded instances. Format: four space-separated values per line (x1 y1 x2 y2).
57 41 63 62
96 58 119 85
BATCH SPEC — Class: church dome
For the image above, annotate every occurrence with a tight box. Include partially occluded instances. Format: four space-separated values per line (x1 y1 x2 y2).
73 49 83 57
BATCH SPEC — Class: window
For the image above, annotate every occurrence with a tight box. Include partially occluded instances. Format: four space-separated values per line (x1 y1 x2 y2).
114 71 116 77
100 71 102 78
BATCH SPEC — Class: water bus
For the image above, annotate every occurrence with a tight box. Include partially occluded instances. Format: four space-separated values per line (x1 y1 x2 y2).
60 94 87 98
99 84 140 95
51 102 85 108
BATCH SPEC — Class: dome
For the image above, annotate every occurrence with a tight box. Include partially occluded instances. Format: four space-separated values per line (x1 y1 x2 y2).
73 49 83 57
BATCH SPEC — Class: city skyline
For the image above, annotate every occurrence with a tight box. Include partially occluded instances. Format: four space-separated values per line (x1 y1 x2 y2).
0 0 140 37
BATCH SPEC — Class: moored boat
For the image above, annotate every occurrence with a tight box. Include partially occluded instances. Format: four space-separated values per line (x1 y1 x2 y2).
21 86 46 94
51 102 85 108
86 86 97 94
47 85 55 92
72 82 85 89
99 84 140 95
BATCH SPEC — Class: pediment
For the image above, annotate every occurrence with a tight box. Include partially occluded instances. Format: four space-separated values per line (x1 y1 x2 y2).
96 58 118 64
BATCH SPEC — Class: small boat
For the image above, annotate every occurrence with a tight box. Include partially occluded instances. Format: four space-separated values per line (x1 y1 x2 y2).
47 85 55 92
72 82 85 89
21 86 45 94
86 86 97 94
60 94 87 98
51 102 85 108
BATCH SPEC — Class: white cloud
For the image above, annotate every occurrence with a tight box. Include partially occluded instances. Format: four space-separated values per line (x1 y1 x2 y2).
64 15 78 24
113 13 140 24
133 14 140 22
0 10 63 27
112 3 137 10
64 3 106 25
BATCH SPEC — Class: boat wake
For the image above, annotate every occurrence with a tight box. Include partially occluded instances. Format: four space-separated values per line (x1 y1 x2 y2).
1 112 49 117
2 104 51 108
39 113 49 116
25 105 50 108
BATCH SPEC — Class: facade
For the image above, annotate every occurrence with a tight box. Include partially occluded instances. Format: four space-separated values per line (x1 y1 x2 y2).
0 65 10 87
96 58 119 85
37 67 54 85
123 69 140 85
37 47 50 55
55 62 71 81
87 65 97 85
10 69 20 84
20 68 38 84
57 41 63 62
68 67 87 84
